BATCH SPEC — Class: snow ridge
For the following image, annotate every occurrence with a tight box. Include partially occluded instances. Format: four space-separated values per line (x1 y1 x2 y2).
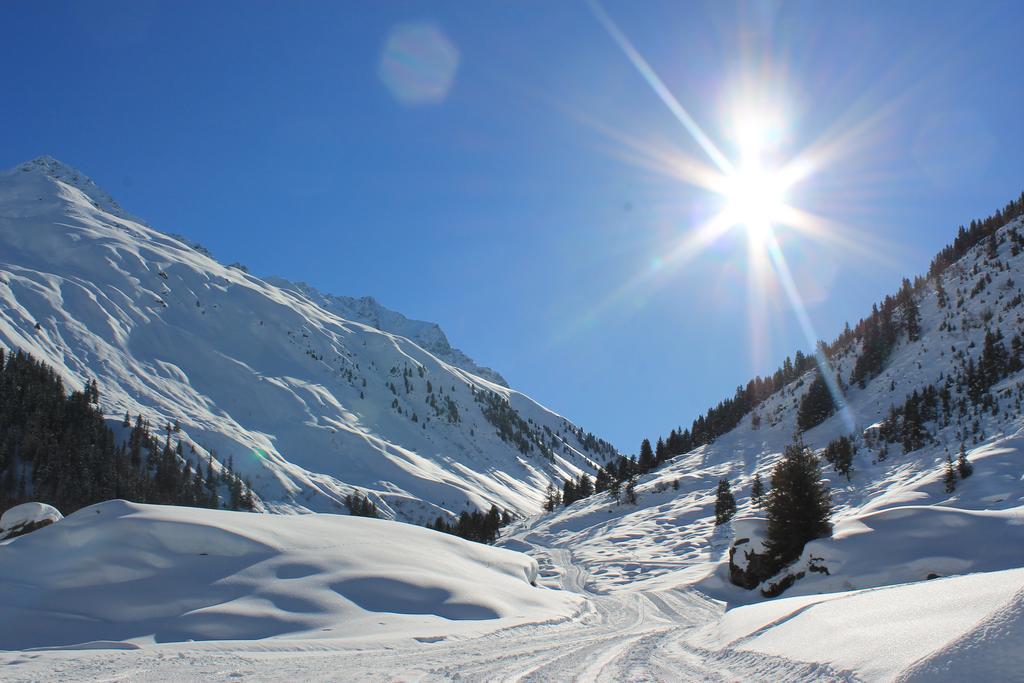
267 278 509 387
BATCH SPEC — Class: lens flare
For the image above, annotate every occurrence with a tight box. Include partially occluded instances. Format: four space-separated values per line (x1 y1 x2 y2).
580 1 877 427
379 23 459 106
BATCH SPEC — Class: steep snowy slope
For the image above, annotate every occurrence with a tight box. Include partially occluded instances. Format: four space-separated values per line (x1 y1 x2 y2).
0 157 617 522
265 278 509 387
513 211 1024 594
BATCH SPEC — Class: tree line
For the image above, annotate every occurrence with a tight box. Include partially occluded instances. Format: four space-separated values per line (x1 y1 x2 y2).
640 187 1023 455
427 504 513 544
0 348 255 516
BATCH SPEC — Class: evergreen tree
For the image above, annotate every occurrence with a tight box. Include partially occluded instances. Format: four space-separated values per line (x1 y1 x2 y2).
608 477 621 503
577 473 594 498
543 483 560 512
624 476 638 505
898 278 921 341
0 349 223 514
750 472 765 508
823 435 855 480
562 478 577 506
714 478 736 525
956 442 974 479
345 491 379 518
797 372 837 432
763 440 832 573
638 438 656 472
944 454 958 493
654 437 667 464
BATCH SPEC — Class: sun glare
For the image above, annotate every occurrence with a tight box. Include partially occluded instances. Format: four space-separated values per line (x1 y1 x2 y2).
723 161 787 241
580 0 861 432
720 112 790 241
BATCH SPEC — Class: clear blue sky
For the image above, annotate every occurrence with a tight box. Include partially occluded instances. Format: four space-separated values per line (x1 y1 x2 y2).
3 1 1023 452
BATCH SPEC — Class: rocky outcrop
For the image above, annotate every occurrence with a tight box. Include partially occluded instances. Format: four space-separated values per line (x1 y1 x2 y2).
0 502 63 541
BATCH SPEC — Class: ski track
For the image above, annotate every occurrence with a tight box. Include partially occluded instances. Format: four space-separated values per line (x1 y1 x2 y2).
0 535 841 682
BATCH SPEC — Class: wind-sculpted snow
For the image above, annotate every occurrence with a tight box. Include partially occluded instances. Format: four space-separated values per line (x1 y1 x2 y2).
0 157 615 522
0 500 580 650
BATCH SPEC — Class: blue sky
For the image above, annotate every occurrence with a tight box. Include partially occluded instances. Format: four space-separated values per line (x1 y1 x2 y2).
3 1 1023 451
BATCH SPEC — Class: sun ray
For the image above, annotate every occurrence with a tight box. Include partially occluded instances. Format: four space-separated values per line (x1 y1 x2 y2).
569 0 920 436
547 210 735 346
762 229 855 432
586 0 734 176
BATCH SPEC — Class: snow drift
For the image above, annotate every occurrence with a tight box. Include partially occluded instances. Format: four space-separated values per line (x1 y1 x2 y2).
0 502 62 541
0 500 580 650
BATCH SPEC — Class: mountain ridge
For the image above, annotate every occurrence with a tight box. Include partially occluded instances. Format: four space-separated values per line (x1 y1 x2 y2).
0 156 618 524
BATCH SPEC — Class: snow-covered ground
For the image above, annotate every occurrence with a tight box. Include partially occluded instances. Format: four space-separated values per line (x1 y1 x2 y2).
3 505 1021 681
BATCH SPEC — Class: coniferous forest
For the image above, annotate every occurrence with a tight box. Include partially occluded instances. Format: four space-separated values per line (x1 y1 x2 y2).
0 348 255 515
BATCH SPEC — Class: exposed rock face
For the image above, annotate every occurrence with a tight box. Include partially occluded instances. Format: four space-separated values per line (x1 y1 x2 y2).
0 502 63 541
728 538 778 590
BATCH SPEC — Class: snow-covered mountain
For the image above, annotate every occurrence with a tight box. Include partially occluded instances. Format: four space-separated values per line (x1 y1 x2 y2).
0 156 617 522
265 278 509 387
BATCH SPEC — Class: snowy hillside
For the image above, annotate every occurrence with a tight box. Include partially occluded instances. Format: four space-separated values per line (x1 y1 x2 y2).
0 157 617 523
513 210 1024 588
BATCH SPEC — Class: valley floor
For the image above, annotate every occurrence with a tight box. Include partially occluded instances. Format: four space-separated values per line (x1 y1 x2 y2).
0 535 909 682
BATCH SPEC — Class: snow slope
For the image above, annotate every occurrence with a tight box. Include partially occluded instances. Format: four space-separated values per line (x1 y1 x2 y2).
689 566 1024 681
0 157 617 522
511 213 1024 597
266 278 509 387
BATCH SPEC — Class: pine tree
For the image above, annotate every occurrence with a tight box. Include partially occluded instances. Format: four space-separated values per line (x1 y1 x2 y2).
638 438 656 472
562 478 577 506
654 437 667 464
577 473 594 498
608 477 621 504
763 440 832 572
898 278 921 341
796 372 837 432
624 476 638 505
956 442 974 479
823 435 855 480
714 478 737 525
750 472 765 507
543 483 560 512
944 454 958 493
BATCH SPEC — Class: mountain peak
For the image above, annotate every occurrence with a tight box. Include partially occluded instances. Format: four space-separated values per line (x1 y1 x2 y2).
8 155 140 223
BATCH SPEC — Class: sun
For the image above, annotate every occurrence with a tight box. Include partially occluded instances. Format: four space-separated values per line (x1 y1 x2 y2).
722 161 788 241
719 113 789 241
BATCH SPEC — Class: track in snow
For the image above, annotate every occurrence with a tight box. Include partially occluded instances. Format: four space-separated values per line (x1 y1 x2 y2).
0 536 846 682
